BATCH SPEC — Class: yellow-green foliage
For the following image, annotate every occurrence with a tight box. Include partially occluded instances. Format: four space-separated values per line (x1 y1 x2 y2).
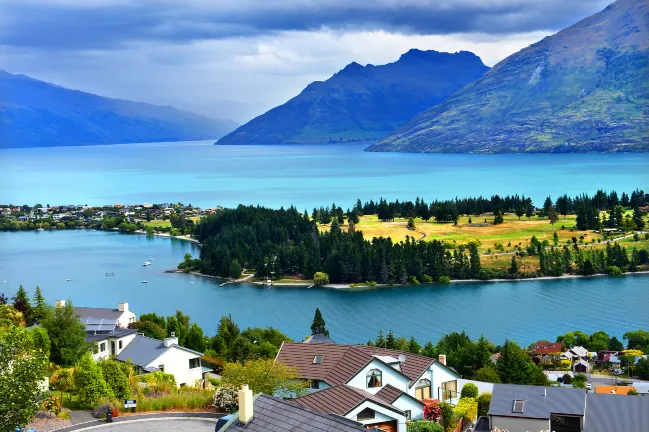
455 397 478 422
129 391 213 412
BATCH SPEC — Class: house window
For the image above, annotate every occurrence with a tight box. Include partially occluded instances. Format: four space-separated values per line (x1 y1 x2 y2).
357 408 375 421
118 340 123 349
415 379 431 400
189 358 201 369
441 380 458 401
366 369 382 388
550 415 581 432
309 380 319 389
405 410 412 420
100 342 106 352
313 355 324 364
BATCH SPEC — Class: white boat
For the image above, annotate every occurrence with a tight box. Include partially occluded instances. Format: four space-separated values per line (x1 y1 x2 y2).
37 228 44 231
142 281 148 283
66 278 72 281
143 261 151 266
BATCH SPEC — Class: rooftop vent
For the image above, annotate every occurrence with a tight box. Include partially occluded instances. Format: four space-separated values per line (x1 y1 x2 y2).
512 400 526 413
313 355 324 364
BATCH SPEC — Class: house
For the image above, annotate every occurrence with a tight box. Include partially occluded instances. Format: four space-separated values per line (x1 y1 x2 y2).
487 384 586 432
293 384 424 432
304 333 337 344
594 385 636 395
573 359 592 373
600 353 621 368
531 341 563 356
274 341 459 432
217 385 367 432
490 353 501 364
115 333 210 387
82 317 138 361
561 346 589 362
62 300 137 328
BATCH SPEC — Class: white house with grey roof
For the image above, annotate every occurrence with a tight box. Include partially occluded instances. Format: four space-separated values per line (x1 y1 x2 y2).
115 334 210 387
57 299 137 328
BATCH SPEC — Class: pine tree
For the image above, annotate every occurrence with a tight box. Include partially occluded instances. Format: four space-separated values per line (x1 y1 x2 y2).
375 330 386 348
632 207 646 230
509 256 518 275
12 285 32 324
386 330 396 349
407 337 421 354
310 308 329 336
31 285 47 325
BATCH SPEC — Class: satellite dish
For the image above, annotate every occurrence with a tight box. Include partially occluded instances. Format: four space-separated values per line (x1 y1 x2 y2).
398 354 406 363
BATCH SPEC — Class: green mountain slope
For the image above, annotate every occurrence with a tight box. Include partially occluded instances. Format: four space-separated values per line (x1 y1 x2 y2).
0 71 238 148
217 50 489 145
368 0 649 153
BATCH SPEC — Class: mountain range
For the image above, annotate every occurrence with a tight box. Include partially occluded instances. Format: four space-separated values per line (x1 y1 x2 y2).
369 0 649 153
217 50 489 145
0 71 237 148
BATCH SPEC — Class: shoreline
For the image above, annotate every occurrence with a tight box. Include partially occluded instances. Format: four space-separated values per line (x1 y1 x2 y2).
165 268 649 290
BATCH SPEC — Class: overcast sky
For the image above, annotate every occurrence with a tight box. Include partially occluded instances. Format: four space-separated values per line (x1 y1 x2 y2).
0 0 611 122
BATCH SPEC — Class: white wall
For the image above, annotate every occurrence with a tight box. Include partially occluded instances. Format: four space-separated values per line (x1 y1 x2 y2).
146 347 203 387
116 311 137 328
92 333 137 361
346 401 407 432
347 359 409 395
392 394 425 421
489 415 549 432
458 379 494 396
431 362 459 401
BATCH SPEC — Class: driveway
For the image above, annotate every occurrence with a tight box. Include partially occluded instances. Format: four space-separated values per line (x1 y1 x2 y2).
55 413 220 432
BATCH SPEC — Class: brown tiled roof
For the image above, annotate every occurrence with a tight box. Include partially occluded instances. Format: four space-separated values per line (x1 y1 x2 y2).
533 342 563 355
375 384 425 408
292 385 405 416
275 342 437 387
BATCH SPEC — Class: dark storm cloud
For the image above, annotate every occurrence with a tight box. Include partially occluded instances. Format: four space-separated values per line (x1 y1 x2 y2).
0 0 610 50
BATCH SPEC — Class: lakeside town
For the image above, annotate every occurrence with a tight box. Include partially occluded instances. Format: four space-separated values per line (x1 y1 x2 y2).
1 285 648 432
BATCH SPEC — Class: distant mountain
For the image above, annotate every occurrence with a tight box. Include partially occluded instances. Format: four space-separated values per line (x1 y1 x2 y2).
369 0 649 153
217 50 489 145
0 71 238 148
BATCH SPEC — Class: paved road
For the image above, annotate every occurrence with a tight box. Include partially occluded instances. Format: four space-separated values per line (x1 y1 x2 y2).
59 418 216 432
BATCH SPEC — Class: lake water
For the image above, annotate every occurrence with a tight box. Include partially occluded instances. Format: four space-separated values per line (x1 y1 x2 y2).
2 230 647 345
1 141 648 209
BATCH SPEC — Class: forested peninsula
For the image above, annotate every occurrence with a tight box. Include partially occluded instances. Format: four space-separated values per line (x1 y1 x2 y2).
184 189 649 285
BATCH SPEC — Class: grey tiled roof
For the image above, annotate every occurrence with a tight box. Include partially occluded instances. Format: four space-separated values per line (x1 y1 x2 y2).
115 335 202 367
488 384 586 419
74 307 123 320
85 328 137 343
222 394 367 431
584 393 649 432
292 384 404 417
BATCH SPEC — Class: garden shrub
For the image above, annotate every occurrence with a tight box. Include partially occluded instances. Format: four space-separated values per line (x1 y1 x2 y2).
439 402 455 432
213 384 239 413
455 397 477 422
134 390 213 412
477 393 491 417
407 420 444 432
74 353 113 409
99 359 131 400
460 383 478 399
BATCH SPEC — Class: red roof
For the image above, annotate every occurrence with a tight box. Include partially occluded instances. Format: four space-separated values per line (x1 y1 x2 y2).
532 341 563 355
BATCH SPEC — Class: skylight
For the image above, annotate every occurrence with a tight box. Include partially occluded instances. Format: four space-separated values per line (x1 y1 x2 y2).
512 400 526 413
313 355 324 364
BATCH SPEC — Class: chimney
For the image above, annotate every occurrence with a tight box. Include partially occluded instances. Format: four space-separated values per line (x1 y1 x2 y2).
55 299 66 308
238 384 254 424
118 302 129 312
163 332 178 347
438 354 447 366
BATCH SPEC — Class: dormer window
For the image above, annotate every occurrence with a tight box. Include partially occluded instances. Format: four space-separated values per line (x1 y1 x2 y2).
366 369 382 388
513 400 526 413
313 355 324 364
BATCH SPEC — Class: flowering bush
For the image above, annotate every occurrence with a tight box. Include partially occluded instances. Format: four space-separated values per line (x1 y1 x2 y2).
424 403 442 422
42 395 61 417
213 384 238 413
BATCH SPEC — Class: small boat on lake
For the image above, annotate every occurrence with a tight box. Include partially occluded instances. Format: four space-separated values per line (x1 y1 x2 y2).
142 280 148 283
143 261 151 266
105 272 115 276
66 278 72 281
37 228 44 231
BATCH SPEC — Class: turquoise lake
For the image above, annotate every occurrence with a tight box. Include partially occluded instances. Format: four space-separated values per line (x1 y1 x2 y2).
1 141 648 209
1 230 648 345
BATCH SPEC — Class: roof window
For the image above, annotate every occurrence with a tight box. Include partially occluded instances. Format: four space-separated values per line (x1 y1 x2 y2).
313 355 324 364
512 400 526 413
